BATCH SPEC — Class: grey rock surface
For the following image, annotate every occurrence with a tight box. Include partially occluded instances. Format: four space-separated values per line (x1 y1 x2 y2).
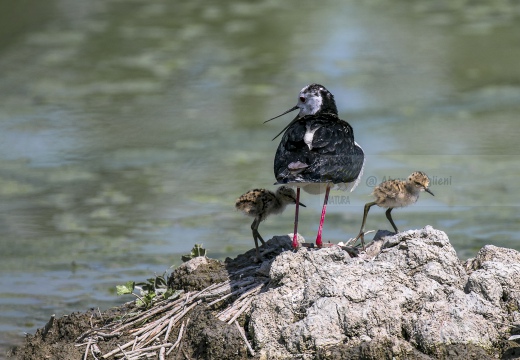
249 226 520 359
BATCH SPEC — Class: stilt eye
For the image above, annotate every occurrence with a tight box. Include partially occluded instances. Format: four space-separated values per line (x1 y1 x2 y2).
299 96 305 103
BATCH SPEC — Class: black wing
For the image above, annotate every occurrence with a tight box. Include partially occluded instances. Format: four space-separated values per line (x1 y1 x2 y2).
273 114 364 184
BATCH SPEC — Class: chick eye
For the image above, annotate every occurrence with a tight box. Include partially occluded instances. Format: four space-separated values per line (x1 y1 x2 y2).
299 96 305 103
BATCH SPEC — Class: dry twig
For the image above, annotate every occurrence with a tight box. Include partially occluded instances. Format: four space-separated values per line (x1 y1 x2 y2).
234 320 255 356
159 346 166 360
83 338 91 360
166 319 188 356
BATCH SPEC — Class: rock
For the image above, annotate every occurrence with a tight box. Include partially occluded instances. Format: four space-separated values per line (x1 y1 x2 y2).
168 257 228 291
464 245 520 274
249 226 520 359
185 306 248 360
475 245 520 265
465 246 520 317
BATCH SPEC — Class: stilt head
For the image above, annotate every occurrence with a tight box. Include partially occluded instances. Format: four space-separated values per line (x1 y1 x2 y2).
408 171 434 196
265 84 338 123
295 84 338 117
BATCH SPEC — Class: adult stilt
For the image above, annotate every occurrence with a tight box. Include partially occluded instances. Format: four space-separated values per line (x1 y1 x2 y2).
268 84 365 251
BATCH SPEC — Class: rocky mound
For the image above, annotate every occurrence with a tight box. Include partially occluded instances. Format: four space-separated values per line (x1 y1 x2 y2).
250 226 520 358
8 227 520 359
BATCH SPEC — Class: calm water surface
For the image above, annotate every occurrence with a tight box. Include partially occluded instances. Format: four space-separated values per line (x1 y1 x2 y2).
1 0 520 351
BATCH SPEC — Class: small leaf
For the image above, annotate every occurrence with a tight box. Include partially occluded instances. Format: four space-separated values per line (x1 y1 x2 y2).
155 276 167 289
136 292 156 309
116 281 135 295
163 289 182 300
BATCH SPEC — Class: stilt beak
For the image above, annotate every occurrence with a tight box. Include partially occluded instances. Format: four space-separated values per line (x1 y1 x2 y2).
299 202 306 207
263 105 299 124
264 106 301 141
425 188 434 196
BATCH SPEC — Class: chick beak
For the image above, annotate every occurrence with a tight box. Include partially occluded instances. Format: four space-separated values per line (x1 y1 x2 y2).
425 188 434 196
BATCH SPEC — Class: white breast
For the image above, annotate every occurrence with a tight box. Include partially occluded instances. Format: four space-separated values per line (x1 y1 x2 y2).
304 124 321 150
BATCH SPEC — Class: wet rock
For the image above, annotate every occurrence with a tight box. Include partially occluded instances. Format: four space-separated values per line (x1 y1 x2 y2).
168 257 228 291
249 226 520 359
183 306 248 360
8 309 126 359
225 235 293 268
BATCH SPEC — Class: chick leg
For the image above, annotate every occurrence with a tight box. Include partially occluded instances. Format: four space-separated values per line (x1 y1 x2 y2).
385 208 399 233
354 201 376 250
251 217 265 260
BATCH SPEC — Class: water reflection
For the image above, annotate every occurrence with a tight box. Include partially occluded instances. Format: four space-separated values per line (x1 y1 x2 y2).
1 0 520 352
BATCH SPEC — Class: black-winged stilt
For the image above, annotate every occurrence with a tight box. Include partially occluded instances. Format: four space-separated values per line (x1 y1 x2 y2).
266 84 365 249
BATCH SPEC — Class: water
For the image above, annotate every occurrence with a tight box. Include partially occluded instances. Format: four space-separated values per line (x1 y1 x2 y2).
1 0 520 352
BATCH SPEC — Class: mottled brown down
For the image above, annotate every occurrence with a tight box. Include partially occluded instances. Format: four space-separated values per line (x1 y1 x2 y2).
235 186 303 260
354 171 434 248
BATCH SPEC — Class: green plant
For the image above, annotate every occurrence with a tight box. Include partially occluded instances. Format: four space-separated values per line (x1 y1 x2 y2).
181 243 207 262
116 273 181 309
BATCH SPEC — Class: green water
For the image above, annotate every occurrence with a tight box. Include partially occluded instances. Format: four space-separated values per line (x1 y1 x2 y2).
1 0 519 351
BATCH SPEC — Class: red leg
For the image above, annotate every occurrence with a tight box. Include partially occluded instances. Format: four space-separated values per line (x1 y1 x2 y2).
316 186 330 248
292 187 301 249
